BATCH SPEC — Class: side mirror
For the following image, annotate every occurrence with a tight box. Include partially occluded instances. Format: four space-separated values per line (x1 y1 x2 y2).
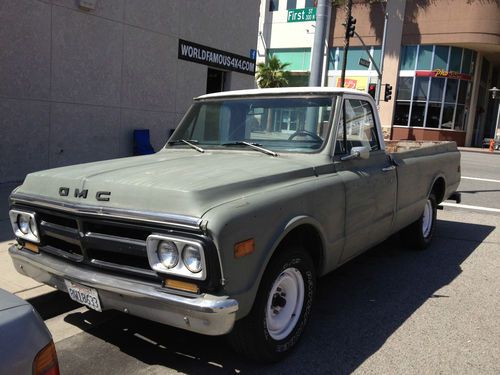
341 146 370 161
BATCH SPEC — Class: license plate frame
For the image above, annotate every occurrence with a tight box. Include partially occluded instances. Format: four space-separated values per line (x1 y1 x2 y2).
65 280 102 312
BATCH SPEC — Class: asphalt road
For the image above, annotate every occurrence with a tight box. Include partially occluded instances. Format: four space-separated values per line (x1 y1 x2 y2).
5 150 500 374
453 152 500 211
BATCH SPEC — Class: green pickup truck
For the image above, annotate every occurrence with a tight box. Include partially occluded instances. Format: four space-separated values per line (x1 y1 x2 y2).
8 87 460 362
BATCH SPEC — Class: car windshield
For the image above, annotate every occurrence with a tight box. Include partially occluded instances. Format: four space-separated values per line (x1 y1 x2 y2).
167 95 336 153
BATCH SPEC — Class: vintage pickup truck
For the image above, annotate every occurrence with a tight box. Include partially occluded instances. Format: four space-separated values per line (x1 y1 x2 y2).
9 87 460 361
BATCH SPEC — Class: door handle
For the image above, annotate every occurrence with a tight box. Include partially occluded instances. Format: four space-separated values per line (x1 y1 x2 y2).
382 165 396 172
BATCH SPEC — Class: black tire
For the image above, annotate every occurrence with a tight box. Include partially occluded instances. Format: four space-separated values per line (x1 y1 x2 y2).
403 193 437 250
228 247 316 362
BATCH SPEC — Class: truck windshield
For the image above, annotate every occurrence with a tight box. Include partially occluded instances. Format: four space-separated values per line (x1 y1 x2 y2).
167 96 336 153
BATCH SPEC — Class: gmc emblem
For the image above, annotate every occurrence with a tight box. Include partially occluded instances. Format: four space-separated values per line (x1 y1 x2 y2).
59 187 111 202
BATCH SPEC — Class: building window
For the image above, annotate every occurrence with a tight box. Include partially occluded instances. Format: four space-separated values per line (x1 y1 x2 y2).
269 0 279 11
287 0 297 10
305 0 316 8
267 48 311 71
400 45 417 70
394 45 475 130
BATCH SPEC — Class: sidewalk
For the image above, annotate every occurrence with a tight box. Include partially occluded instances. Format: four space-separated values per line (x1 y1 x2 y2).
0 222 54 299
458 146 500 155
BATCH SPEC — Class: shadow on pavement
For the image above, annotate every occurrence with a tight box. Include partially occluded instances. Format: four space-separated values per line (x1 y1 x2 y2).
28 290 83 320
56 219 493 375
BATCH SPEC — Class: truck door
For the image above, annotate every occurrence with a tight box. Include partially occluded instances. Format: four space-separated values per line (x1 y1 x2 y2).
335 97 397 261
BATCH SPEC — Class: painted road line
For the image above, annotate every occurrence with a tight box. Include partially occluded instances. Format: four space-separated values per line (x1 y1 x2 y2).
462 176 500 183
441 202 500 213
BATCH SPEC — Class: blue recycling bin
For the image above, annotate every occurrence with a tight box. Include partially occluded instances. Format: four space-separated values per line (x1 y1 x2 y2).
133 129 155 155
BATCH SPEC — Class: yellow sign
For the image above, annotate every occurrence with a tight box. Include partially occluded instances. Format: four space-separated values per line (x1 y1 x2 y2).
336 76 369 91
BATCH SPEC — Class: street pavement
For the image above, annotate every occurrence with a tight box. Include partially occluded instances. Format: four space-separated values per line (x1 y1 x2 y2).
0 149 499 374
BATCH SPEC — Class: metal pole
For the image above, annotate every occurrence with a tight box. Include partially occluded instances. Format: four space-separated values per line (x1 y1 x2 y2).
340 0 352 88
309 0 330 87
376 10 388 105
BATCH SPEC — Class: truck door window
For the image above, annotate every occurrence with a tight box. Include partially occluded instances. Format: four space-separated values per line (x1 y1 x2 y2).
337 99 380 154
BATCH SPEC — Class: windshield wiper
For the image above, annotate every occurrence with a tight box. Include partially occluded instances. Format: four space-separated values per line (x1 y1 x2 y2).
222 141 278 157
168 139 204 153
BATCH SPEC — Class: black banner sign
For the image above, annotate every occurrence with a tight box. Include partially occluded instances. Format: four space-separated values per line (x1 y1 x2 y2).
178 39 256 76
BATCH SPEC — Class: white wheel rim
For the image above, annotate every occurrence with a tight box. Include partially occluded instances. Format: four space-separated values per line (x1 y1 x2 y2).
265 267 304 341
422 199 433 238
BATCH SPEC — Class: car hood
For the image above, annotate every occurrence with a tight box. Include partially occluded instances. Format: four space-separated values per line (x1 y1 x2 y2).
0 289 28 312
15 149 317 219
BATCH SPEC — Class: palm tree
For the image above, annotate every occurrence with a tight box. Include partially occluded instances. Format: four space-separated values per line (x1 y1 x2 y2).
256 55 291 88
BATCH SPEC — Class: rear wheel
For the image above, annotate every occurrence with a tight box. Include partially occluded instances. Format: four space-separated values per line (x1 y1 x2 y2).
228 247 315 362
403 193 437 250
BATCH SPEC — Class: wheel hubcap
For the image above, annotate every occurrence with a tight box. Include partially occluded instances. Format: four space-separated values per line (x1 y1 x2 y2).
266 267 304 341
422 199 433 238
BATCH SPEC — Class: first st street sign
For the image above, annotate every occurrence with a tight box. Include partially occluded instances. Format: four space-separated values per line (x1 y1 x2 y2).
287 7 316 22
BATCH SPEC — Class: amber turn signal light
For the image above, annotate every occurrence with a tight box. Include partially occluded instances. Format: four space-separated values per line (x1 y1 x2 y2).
164 278 200 293
24 242 39 253
234 238 255 258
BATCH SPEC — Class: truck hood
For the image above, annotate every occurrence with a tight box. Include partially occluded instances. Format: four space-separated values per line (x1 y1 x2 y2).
15 149 316 218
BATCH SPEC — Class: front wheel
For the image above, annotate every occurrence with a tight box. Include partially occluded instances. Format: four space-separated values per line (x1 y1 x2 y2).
228 247 316 362
402 193 437 250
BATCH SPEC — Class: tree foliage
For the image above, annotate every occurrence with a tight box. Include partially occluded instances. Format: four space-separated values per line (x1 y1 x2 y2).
256 56 291 88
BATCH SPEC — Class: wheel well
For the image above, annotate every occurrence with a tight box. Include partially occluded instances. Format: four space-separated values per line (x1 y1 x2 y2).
274 224 323 273
431 177 446 204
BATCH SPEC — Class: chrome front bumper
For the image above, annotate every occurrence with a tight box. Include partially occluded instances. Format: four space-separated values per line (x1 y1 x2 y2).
9 246 238 336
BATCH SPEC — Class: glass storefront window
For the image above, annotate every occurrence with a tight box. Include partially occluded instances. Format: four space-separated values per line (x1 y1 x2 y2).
394 103 410 125
445 79 458 103
462 49 472 74
400 45 417 70
441 104 455 129
410 103 426 127
429 78 444 102
426 103 441 128
397 77 413 100
417 45 433 70
433 46 449 70
449 47 462 72
394 44 475 131
457 81 468 104
455 105 466 131
413 77 429 101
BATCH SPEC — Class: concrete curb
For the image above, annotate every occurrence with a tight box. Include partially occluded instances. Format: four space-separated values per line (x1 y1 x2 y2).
458 147 500 155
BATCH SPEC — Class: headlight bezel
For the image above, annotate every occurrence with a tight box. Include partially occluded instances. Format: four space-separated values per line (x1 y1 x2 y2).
146 234 207 281
9 209 40 243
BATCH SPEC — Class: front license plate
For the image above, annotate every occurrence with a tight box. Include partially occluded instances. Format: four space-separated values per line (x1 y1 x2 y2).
65 280 102 312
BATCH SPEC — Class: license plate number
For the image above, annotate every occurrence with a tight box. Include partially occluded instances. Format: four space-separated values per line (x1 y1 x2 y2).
65 281 102 312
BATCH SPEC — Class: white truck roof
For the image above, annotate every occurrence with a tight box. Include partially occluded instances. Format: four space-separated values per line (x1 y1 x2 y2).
196 87 372 100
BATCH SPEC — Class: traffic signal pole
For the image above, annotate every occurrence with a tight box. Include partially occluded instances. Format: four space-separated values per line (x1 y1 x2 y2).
339 0 353 88
375 11 388 105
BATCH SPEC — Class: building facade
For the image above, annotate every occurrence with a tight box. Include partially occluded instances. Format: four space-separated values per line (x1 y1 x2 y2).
257 0 500 146
0 0 260 208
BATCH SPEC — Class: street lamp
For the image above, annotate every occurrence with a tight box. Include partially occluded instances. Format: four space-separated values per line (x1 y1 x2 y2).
490 87 500 150
489 87 500 99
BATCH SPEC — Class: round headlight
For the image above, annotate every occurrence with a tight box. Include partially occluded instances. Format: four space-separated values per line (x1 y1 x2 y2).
29 217 39 238
157 241 178 269
182 245 202 273
17 214 30 235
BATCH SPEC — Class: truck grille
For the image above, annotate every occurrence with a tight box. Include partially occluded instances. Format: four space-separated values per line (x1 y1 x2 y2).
35 209 159 280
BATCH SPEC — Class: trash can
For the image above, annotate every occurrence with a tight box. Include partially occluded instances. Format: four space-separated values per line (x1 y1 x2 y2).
133 129 155 156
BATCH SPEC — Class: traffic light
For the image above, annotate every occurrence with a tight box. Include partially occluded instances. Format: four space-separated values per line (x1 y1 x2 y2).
346 15 356 38
368 84 376 99
384 84 393 101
